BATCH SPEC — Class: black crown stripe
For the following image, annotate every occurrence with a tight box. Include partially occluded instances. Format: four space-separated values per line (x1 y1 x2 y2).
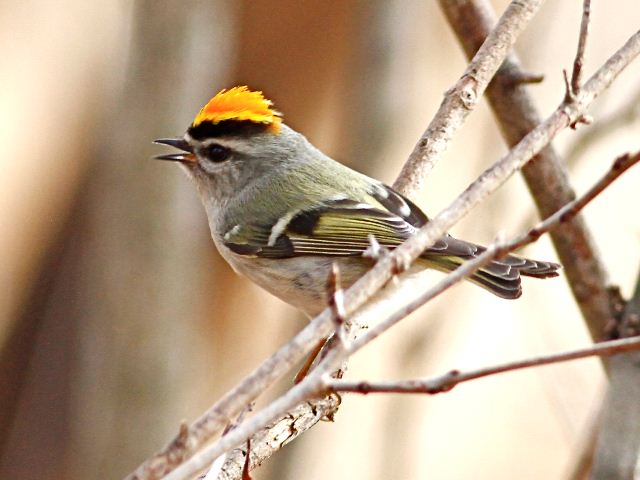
188 119 271 140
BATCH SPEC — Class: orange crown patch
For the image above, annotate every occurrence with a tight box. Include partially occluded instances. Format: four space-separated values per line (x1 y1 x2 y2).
192 86 282 133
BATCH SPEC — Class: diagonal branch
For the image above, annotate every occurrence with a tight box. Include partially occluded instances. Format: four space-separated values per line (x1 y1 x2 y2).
439 0 615 340
215 395 341 480
162 29 640 480
393 0 546 197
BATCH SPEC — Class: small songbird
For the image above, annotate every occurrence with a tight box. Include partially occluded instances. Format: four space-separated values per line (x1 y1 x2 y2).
155 86 559 317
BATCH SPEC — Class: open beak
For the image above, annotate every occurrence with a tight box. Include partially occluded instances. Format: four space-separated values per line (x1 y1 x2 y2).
153 137 196 164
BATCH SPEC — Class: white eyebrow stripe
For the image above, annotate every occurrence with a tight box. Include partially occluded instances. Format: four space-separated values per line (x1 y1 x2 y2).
199 138 248 151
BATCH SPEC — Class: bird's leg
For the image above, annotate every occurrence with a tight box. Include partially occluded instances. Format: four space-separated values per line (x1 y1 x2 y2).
293 337 329 384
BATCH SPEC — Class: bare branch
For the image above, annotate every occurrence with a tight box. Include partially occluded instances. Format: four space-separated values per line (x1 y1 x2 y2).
216 396 340 480
327 336 640 396
570 0 592 98
564 0 593 129
127 19 640 480
393 0 545 197
565 84 640 166
439 0 619 341
518 152 639 248
327 263 348 348
161 32 640 474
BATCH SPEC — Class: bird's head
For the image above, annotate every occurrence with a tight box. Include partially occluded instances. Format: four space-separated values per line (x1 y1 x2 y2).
154 86 310 201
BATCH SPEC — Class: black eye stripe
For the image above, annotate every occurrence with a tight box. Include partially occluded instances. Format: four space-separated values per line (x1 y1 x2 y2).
202 143 231 163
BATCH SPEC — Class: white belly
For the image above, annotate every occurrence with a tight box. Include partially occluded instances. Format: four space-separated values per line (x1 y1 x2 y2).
216 240 370 316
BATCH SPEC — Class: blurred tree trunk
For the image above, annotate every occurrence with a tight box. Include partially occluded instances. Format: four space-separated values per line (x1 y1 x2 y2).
591 269 640 479
0 2 234 479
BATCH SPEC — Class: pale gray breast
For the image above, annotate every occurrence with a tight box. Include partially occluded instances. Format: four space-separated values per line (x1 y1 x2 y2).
215 247 370 317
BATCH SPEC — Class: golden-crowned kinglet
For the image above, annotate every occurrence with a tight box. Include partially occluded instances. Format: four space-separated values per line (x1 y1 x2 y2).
155 86 559 317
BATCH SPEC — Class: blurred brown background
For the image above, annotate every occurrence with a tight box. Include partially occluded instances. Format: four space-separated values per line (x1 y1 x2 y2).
1 1 639 479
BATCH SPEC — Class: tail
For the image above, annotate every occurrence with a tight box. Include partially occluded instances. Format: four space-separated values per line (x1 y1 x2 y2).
421 235 560 299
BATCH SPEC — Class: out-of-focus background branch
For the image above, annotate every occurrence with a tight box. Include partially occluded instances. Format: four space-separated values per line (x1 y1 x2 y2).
1 1 639 479
440 0 613 341
591 268 640 479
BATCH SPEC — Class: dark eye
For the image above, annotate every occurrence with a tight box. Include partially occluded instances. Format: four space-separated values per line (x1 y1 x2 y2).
203 144 231 163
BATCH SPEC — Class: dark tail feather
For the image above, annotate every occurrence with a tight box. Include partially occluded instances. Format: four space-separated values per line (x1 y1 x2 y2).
422 238 561 299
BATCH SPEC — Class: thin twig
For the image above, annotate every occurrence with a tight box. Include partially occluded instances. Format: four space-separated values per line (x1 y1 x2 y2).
393 0 545 197
565 0 594 128
327 262 348 348
326 336 640 396
515 151 639 248
570 0 592 97
565 84 640 167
